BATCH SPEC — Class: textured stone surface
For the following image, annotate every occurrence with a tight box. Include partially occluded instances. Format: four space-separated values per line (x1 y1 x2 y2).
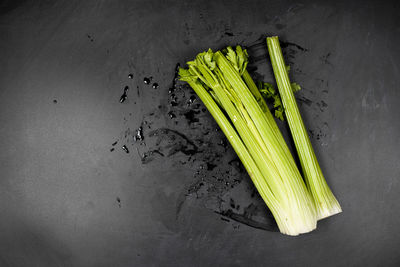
0 1 399 266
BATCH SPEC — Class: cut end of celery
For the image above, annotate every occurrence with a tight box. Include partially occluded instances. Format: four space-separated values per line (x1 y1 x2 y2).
275 214 317 236
267 36 342 223
316 200 342 220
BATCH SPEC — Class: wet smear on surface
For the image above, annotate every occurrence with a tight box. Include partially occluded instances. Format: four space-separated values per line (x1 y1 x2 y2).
280 40 308 52
230 198 236 209
280 40 308 66
114 77 278 232
147 128 198 157
183 110 200 124
296 96 313 106
119 86 129 103
216 205 278 232
221 217 230 222
206 162 217 171
245 36 308 66
245 35 270 64
141 149 165 164
169 63 180 94
53 99 57 104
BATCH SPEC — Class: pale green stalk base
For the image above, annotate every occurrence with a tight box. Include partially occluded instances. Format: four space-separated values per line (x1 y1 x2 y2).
187 80 299 235
267 36 342 219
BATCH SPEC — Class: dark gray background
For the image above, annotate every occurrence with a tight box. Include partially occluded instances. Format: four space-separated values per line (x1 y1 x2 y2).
1 0 399 266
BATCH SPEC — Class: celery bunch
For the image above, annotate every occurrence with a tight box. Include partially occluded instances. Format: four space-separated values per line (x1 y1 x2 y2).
179 47 317 236
267 36 342 219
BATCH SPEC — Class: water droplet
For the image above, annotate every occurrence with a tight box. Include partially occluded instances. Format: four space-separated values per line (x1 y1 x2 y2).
87 34 94 42
188 95 196 105
167 111 176 119
122 145 129 153
133 127 144 141
152 83 159 89
128 74 133 79
144 77 151 84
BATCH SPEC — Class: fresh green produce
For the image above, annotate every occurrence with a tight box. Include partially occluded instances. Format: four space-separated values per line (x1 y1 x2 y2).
267 36 342 219
179 46 317 236
256 80 300 121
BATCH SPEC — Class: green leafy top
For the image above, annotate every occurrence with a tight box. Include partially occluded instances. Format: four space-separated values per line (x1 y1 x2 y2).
178 68 197 82
179 46 302 122
291 82 301 93
258 82 284 121
256 80 302 121
224 46 249 75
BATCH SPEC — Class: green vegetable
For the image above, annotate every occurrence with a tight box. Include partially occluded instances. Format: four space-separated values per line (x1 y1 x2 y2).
179 46 317 235
257 81 285 121
267 36 342 219
255 80 301 121
291 82 301 93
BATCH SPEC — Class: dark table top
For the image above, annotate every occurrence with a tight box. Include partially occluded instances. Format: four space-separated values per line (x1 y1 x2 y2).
1 1 399 266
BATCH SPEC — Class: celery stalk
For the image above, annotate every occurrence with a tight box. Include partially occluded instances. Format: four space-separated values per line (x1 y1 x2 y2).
185 80 292 234
242 70 298 171
214 51 317 228
267 36 342 219
180 48 317 235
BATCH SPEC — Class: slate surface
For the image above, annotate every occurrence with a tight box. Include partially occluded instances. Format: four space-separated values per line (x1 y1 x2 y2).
1 1 399 266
